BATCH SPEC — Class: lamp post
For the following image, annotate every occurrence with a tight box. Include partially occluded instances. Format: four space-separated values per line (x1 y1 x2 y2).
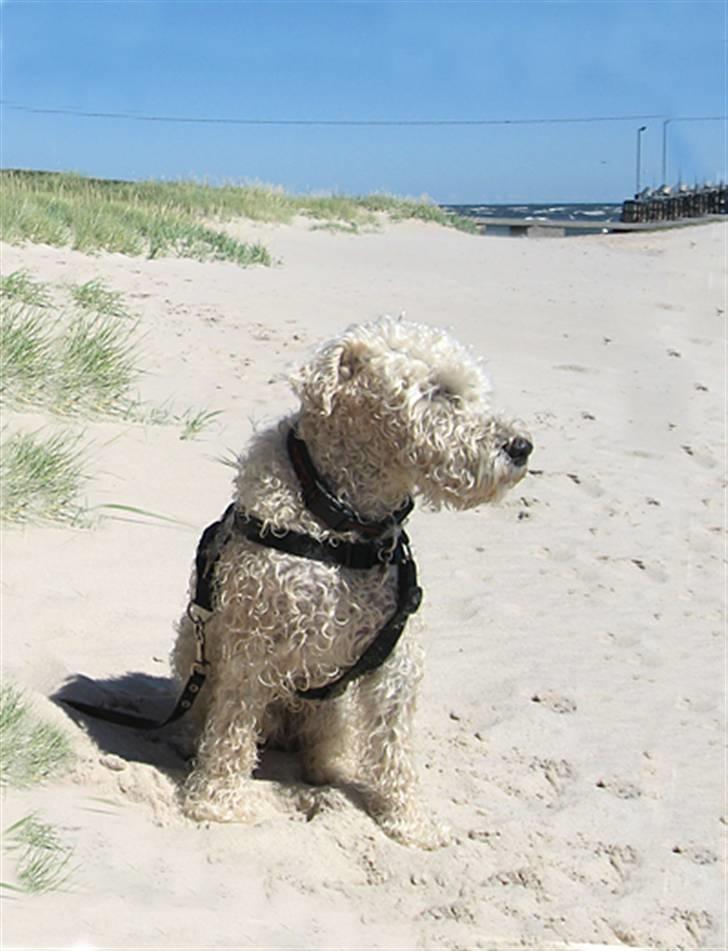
636 125 647 195
661 118 672 184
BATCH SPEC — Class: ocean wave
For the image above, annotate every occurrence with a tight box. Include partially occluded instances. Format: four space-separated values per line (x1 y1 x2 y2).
442 202 622 223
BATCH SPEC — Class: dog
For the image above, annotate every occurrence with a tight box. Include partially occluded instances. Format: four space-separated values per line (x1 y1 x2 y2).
171 316 532 848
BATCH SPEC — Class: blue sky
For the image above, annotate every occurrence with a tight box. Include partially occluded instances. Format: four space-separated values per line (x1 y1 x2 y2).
1 1 725 202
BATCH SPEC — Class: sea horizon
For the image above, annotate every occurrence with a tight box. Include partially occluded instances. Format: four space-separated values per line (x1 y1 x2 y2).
441 201 623 223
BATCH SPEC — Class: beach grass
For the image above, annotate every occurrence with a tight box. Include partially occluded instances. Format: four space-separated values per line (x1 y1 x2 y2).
1 171 272 265
0 683 73 788
0 171 477 262
1 273 221 523
0 429 88 524
71 278 130 318
2 273 222 450
1 301 139 415
54 312 138 414
179 407 223 440
0 680 76 898
2 813 75 895
0 304 55 406
0 269 52 308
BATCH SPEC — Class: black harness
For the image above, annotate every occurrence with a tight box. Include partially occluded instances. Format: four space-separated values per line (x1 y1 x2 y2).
61 429 422 728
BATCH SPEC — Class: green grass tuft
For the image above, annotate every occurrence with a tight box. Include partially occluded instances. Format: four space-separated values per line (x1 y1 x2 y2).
178 407 223 440
1 298 140 416
2 813 75 895
0 683 73 788
71 278 129 318
0 429 88 524
0 270 52 308
0 305 54 405
54 313 138 414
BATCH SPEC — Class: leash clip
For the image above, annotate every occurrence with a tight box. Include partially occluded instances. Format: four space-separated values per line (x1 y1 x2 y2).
376 525 402 564
186 601 212 668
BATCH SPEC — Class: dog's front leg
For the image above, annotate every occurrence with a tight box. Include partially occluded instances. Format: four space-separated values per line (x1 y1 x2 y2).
181 680 272 824
356 639 449 849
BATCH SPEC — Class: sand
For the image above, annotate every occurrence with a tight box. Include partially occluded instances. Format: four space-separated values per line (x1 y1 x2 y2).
1 218 724 950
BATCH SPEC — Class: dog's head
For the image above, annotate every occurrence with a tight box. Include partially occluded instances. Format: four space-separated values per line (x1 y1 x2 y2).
292 316 532 510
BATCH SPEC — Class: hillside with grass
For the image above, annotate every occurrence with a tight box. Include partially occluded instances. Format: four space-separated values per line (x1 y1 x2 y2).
1 170 476 265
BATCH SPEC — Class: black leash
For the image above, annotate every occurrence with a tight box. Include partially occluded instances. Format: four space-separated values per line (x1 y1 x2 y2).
59 505 236 730
61 428 421 727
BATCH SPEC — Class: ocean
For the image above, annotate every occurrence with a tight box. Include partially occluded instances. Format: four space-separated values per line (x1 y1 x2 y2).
441 202 623 235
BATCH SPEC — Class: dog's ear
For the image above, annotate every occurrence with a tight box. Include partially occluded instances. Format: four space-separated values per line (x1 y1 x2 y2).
292 338 370 417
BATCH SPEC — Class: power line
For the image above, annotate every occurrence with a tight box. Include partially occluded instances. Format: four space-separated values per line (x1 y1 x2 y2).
4 101 725 127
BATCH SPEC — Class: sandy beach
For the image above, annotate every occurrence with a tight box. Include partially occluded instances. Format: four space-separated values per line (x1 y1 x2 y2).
1 218 725 950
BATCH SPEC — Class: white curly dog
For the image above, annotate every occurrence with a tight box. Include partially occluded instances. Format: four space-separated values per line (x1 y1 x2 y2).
171 316 532 848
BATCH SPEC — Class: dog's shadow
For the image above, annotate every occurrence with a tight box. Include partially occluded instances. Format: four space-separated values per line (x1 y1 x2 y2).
51 673 368 811
52 672 193 778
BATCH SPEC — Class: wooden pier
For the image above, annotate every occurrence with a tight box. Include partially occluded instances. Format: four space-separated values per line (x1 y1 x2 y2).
462 214 725 237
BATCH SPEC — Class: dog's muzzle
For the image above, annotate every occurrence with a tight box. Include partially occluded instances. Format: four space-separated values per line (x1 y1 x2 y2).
504 437 533 467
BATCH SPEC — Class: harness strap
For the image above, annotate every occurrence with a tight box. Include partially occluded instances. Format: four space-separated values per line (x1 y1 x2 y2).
234 509 395 570
296 538 422 701
194 504 236 611
61 431 421 728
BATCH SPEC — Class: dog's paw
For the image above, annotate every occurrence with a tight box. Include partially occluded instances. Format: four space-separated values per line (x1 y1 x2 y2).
181 777 277 825
375 807 452 850
182 796 226 823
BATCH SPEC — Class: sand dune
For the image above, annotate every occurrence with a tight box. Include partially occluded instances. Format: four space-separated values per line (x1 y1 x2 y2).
1 219 724 949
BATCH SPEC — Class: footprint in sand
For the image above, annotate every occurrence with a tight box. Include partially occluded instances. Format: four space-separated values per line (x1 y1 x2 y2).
630 558 669 583
418 897 477 924
531 691 577 714
467 828 501 846
669 908 716 947
565 471 604 497
527 756 576 802
672 844 719 865
481 865 546 906
681 444 718 469
596 777 642 799
491 750 575 807
676 695 717 715
566 838 640 894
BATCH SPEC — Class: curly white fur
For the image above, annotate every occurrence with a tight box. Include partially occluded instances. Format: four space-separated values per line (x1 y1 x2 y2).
171 316 531 848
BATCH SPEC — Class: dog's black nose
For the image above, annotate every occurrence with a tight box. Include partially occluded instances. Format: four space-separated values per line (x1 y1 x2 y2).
504 437 533 466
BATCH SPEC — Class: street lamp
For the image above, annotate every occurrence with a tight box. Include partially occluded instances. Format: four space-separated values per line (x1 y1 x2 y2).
636 125 647 195
661 118 672 184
